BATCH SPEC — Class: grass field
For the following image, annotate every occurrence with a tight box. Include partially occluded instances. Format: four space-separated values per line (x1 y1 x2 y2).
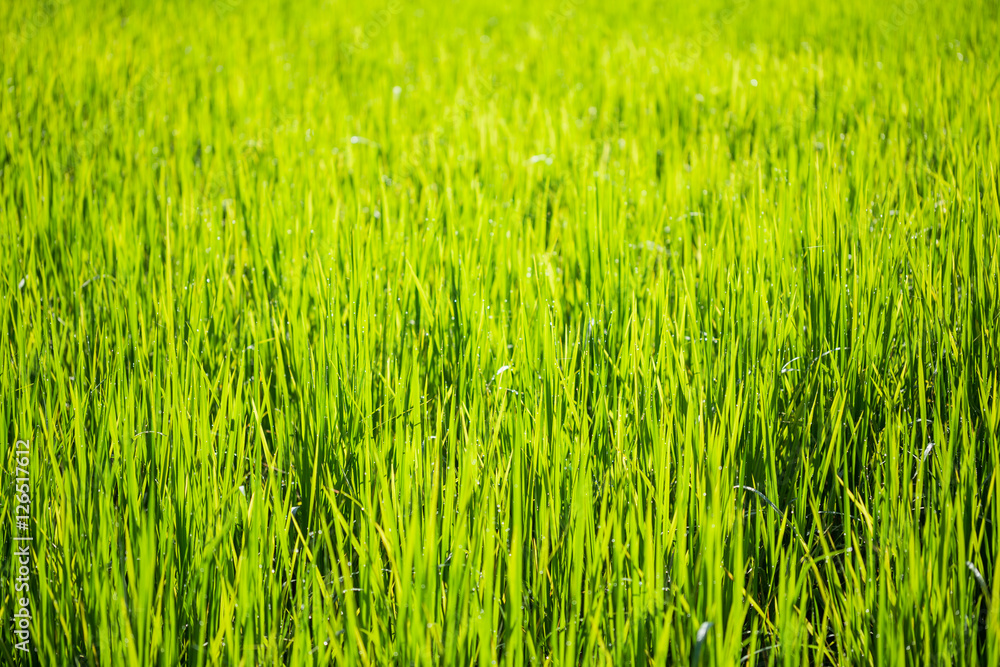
2 0 1000 664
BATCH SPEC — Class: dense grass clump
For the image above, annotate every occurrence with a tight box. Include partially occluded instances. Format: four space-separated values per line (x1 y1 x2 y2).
2 0 999 664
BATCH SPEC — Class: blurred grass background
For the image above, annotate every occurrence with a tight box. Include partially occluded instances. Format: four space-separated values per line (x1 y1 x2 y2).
2 0 1000 664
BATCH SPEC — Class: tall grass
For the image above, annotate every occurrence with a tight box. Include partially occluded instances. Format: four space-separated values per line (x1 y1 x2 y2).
2 0 999 664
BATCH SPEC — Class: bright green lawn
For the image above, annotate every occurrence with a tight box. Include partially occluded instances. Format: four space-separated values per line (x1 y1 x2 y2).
2 0 1000 664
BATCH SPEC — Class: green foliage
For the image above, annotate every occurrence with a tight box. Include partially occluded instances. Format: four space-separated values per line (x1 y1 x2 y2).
2 0 999 664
